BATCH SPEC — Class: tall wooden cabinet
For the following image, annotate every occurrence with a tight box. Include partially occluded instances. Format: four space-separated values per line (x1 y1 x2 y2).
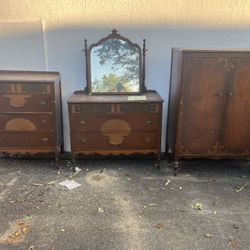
0 70 63 160
167 49 250 161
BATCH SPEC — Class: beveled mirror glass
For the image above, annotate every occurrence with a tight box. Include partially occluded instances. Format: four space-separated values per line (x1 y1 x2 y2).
87 30 143 94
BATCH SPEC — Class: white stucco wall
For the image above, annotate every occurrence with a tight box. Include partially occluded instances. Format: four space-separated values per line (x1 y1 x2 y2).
1 0 250 152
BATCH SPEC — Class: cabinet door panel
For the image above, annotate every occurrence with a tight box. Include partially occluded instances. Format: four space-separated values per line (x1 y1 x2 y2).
178 56 227 154
223 58 250 154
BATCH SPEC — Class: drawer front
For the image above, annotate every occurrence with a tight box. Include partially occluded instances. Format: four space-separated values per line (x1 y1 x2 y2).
71 104 115 114
117 103 161 113
72 132 157 150
0 94 53 112
70 114 160 132
0 84 15 93
0 83 52 94
0 114 54 131
0 132 55 148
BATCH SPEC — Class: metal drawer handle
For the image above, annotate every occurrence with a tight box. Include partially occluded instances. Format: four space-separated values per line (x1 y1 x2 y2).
40 100 46 105
145 138 151 143
42 137 49 142
146 120 152 125
106 106 112 112
80 121 86 125
81 138 87 143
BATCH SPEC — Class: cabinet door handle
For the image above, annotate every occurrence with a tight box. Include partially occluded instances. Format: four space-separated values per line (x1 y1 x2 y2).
42 137 49 142
81 138 87 143
146 120 152 125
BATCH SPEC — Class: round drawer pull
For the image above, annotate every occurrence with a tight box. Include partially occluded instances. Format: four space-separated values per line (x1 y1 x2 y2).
146 120 152 125
81 138 87 143
145 138 151 143
80 121 86 125
42 137 49 142
40 100 46 105
42 119 47 124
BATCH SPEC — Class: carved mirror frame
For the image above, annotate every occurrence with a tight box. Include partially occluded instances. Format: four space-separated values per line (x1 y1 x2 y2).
84 29 147 95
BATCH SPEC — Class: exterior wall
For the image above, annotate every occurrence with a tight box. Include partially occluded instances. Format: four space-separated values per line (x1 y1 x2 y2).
1 0 250 152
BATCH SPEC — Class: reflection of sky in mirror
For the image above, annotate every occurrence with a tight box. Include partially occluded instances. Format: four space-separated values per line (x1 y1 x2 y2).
90 40 140 92
91 47 118 81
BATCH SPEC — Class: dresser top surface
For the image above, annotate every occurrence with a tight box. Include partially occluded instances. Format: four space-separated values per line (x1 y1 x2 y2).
68 91 163 103
0 70 60 82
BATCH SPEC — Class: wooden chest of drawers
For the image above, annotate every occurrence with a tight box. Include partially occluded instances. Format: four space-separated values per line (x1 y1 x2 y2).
0 70 63 160
68 92 163 161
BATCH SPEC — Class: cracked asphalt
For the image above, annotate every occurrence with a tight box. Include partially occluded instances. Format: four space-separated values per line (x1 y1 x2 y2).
0 157 249 250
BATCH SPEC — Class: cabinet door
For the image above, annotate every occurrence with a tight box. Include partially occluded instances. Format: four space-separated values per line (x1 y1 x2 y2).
223 57 250 154
178 55 228 155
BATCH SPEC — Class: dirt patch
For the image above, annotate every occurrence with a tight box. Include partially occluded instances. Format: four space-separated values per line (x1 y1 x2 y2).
85 170 117 187
92 175 106 182
0 219 31 244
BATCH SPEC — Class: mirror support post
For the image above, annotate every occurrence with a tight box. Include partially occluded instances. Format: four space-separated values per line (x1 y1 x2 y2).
84 39 90 94
142 39 147 92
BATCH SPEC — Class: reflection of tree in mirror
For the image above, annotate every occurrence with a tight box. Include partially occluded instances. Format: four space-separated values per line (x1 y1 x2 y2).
94 38 139 81
92 73 135 92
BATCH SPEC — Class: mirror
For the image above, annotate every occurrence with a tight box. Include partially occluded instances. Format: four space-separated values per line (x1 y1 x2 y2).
86 30 144 94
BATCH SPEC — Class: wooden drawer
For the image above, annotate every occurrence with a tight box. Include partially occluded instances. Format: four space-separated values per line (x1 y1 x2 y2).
0 132 55 148
72 132 157 150
70 103 161 114
71 103 115 114
70 114 160 132
0 94 53 112
117 103 160 113
0 114 54 131
0 83 52 94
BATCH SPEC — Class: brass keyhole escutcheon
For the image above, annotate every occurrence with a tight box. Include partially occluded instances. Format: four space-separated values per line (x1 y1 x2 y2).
101 119 131 145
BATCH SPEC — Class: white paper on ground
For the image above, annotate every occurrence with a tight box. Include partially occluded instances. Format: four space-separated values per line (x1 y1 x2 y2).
59 179 81 190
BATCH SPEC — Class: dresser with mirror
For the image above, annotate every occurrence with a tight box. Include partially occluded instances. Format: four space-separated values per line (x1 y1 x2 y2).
68 29 163 161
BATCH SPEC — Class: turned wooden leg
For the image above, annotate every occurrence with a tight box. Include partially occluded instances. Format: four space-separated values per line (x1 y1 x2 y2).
173 161 179 176
72 154 76 164
55 153 59 162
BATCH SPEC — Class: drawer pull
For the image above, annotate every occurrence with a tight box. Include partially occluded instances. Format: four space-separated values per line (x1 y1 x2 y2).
150 104 156 112
145 138 151 143
42 119 47 124
42 137 49 142
80 121 86 125
228 92 233 96
40 100 46 105
146 120 152 125
106 106 112 112
81 138 87 143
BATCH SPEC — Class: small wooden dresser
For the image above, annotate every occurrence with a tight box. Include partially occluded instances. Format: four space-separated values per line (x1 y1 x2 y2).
68 92 163 161
0 70 62 160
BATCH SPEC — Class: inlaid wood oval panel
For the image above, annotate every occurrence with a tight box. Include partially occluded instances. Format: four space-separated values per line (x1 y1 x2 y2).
5 118 37 131
101 119 131 145
4 94 32 108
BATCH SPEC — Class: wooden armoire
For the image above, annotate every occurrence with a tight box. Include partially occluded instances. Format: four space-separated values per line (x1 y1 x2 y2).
167 49 250 162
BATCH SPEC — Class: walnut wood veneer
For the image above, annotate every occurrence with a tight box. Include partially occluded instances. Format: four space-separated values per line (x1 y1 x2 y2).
0 70 63 160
